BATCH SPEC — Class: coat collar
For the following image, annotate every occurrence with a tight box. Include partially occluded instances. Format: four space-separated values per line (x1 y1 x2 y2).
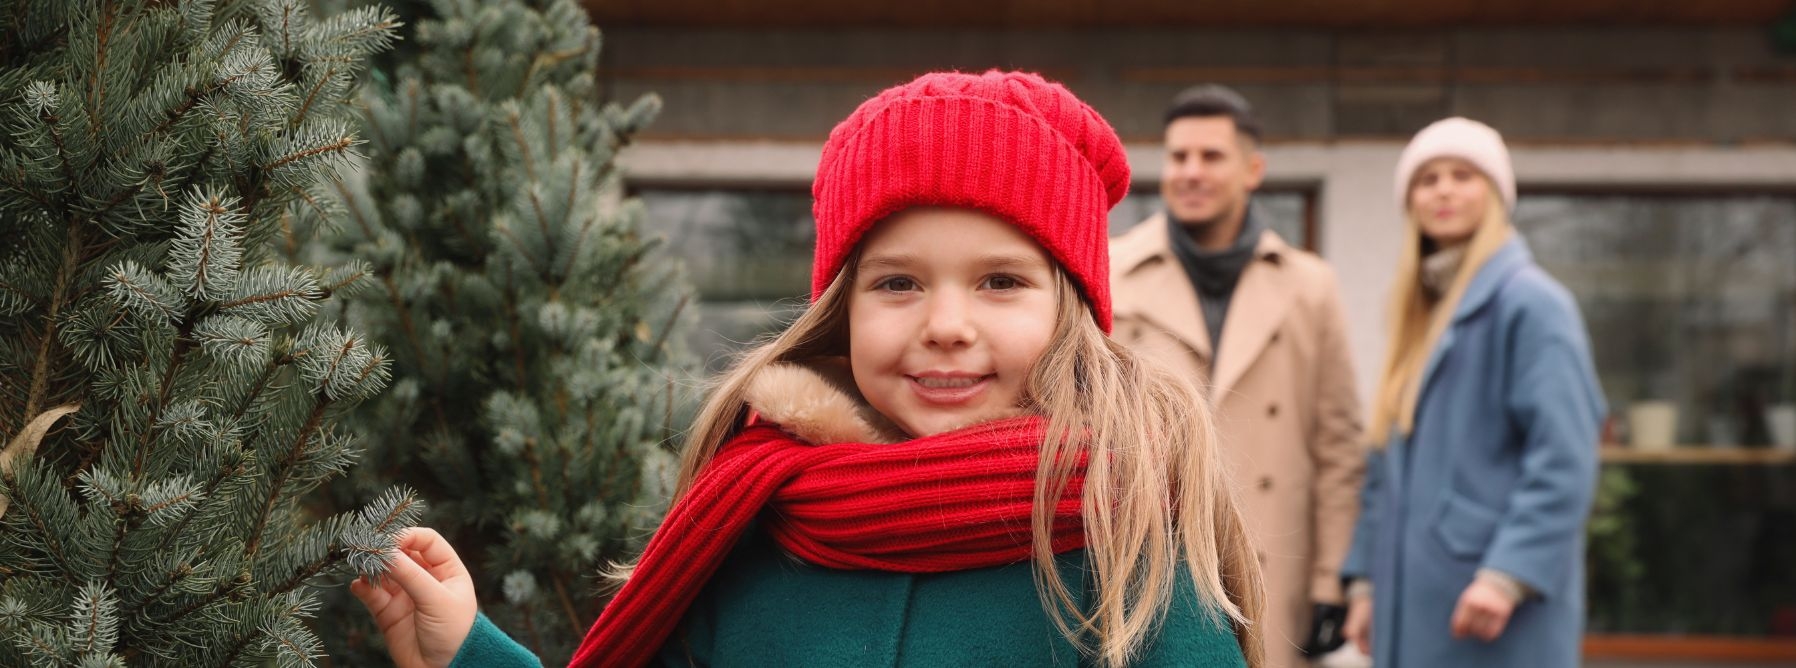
1113 212 1293 400
1448 236 1532 324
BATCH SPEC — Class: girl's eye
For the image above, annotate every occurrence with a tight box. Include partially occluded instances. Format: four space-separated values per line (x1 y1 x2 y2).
876 276 917 292
984 275 1022 291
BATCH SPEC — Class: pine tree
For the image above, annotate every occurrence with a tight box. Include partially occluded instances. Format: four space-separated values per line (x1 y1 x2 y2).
301 0 692 662
0 1 421 665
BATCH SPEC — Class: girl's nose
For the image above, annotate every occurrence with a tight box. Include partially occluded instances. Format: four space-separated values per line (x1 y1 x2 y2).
921 292 977 349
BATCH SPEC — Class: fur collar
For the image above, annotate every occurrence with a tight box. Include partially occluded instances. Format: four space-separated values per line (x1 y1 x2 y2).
742 358 1027 445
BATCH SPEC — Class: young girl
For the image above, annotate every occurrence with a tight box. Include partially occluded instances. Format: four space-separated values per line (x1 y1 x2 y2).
351 70 1266 668
1339 118 1604 667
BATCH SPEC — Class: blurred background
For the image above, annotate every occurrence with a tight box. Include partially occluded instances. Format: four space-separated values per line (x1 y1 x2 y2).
579 1 1796 665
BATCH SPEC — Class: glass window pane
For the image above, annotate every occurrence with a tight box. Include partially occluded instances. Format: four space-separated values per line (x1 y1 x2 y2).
1514 194 1796 447
1515 193 1796 638
1110 188 1313 250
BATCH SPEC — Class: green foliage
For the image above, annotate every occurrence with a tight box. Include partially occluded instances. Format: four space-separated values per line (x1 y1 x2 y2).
300 0 694 662
0 1 419 664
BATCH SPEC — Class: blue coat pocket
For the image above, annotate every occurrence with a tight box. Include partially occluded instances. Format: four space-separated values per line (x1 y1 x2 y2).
1434 493 1501 560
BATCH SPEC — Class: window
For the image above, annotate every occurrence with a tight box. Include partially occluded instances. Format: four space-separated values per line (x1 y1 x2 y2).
1109 187 1316 251
1515 192 1796 637
642 186 1319 371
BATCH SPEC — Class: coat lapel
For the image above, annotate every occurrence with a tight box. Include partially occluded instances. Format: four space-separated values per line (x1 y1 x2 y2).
1415 237 1532 402
1211 230 1294 399
1112 214 1213 363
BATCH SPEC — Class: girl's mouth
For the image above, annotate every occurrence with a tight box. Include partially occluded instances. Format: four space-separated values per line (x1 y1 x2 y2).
908 374 993 404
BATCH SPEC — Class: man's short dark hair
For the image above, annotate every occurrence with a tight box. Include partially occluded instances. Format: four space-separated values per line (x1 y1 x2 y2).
1163 84 1262 144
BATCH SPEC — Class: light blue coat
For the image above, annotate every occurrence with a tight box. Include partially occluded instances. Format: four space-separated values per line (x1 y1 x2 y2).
1342 238 1605 668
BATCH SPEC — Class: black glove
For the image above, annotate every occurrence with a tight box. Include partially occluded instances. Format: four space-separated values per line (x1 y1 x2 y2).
1301 602 1348 657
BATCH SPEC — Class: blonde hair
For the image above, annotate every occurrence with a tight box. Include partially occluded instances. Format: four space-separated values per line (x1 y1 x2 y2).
647 255 1265 667
1367 182 1514 446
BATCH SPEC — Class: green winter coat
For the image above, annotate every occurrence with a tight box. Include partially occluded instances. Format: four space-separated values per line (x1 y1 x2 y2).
452 524 1248 667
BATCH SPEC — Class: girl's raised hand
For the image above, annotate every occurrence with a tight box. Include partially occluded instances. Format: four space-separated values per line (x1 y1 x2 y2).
350 527 479 668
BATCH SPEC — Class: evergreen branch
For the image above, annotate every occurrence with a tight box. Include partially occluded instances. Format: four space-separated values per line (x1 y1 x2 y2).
2 470 80 586
505 109 537 182
104 511 129 597
87 0 119 138
320 267 369 297
647 293 691 363
378 273 431 378
550 570 582 639
155 570 250 629
494 222 547 275
501 271 527 387
526 189 552 279
557 161 587 281
122 559 193 623
215 625 259 668
519 600 544 658
228 353 290 423
267 550 339 598
92 175 149 221
242 398 329 560
22 225 81 426
132 319 197 477
289 65 337 130
326 177 375 241
218 289 304 310
43 108 82 206
265 135 354 172
149 87 207 137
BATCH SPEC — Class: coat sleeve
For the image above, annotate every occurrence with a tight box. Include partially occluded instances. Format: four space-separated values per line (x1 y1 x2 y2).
1306 270 1366 604
448 612 543 668
1484 279 1605 598
1340 446 1384 582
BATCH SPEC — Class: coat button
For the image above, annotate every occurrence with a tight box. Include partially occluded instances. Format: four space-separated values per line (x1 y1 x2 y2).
1258 476 1273 492
1267 403 1279 418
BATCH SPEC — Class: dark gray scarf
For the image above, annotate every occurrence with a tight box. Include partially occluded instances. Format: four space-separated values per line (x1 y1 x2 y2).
1166 205 1265 362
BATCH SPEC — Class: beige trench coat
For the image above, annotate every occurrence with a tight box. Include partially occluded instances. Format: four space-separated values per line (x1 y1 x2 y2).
1111 214 1365 667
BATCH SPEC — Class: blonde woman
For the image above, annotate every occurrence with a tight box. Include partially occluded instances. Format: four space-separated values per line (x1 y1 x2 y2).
1340 118 1605 667
349 71 1267 668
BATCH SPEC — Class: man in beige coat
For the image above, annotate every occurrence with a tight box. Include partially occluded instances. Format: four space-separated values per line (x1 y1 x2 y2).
1111 86 1365 667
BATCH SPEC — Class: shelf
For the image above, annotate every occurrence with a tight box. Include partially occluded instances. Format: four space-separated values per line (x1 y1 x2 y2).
1600 446 1796 465
1584 634 1796 662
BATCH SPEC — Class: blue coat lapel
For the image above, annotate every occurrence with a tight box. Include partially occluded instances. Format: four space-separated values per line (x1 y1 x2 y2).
1416 237 1532 404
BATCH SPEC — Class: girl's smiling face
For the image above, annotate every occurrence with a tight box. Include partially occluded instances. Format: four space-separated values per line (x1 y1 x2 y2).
848 207 1059 438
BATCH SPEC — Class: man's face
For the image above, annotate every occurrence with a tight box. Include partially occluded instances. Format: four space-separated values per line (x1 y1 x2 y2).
1160 116 1266 227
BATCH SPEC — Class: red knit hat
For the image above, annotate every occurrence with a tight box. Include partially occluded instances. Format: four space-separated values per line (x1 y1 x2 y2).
811 70 1130 332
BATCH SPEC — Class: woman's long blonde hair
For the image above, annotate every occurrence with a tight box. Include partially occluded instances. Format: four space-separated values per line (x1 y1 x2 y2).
1366 184 1514 446
646 254 1265 667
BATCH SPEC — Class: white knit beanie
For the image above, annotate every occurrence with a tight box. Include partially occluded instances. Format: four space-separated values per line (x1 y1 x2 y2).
1393 117 1516 211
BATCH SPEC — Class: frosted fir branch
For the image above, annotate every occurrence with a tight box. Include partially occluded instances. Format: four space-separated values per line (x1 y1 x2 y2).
333 486 424 580
193 314 270 370
67 583 119 659
257 613 323 668
314 260 372 300
302 6 402 61
168 188 245 302
104 261 184 325
287 64 338 131
264 123 360 191
220 266 320 325
137 476 203 529
256 0 310 60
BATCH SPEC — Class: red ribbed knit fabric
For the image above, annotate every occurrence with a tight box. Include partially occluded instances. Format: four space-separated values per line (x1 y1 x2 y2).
810 70 1130 332
566 417 1084 668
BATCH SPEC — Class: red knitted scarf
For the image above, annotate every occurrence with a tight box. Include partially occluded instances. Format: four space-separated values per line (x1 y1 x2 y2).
567 416 1085 668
